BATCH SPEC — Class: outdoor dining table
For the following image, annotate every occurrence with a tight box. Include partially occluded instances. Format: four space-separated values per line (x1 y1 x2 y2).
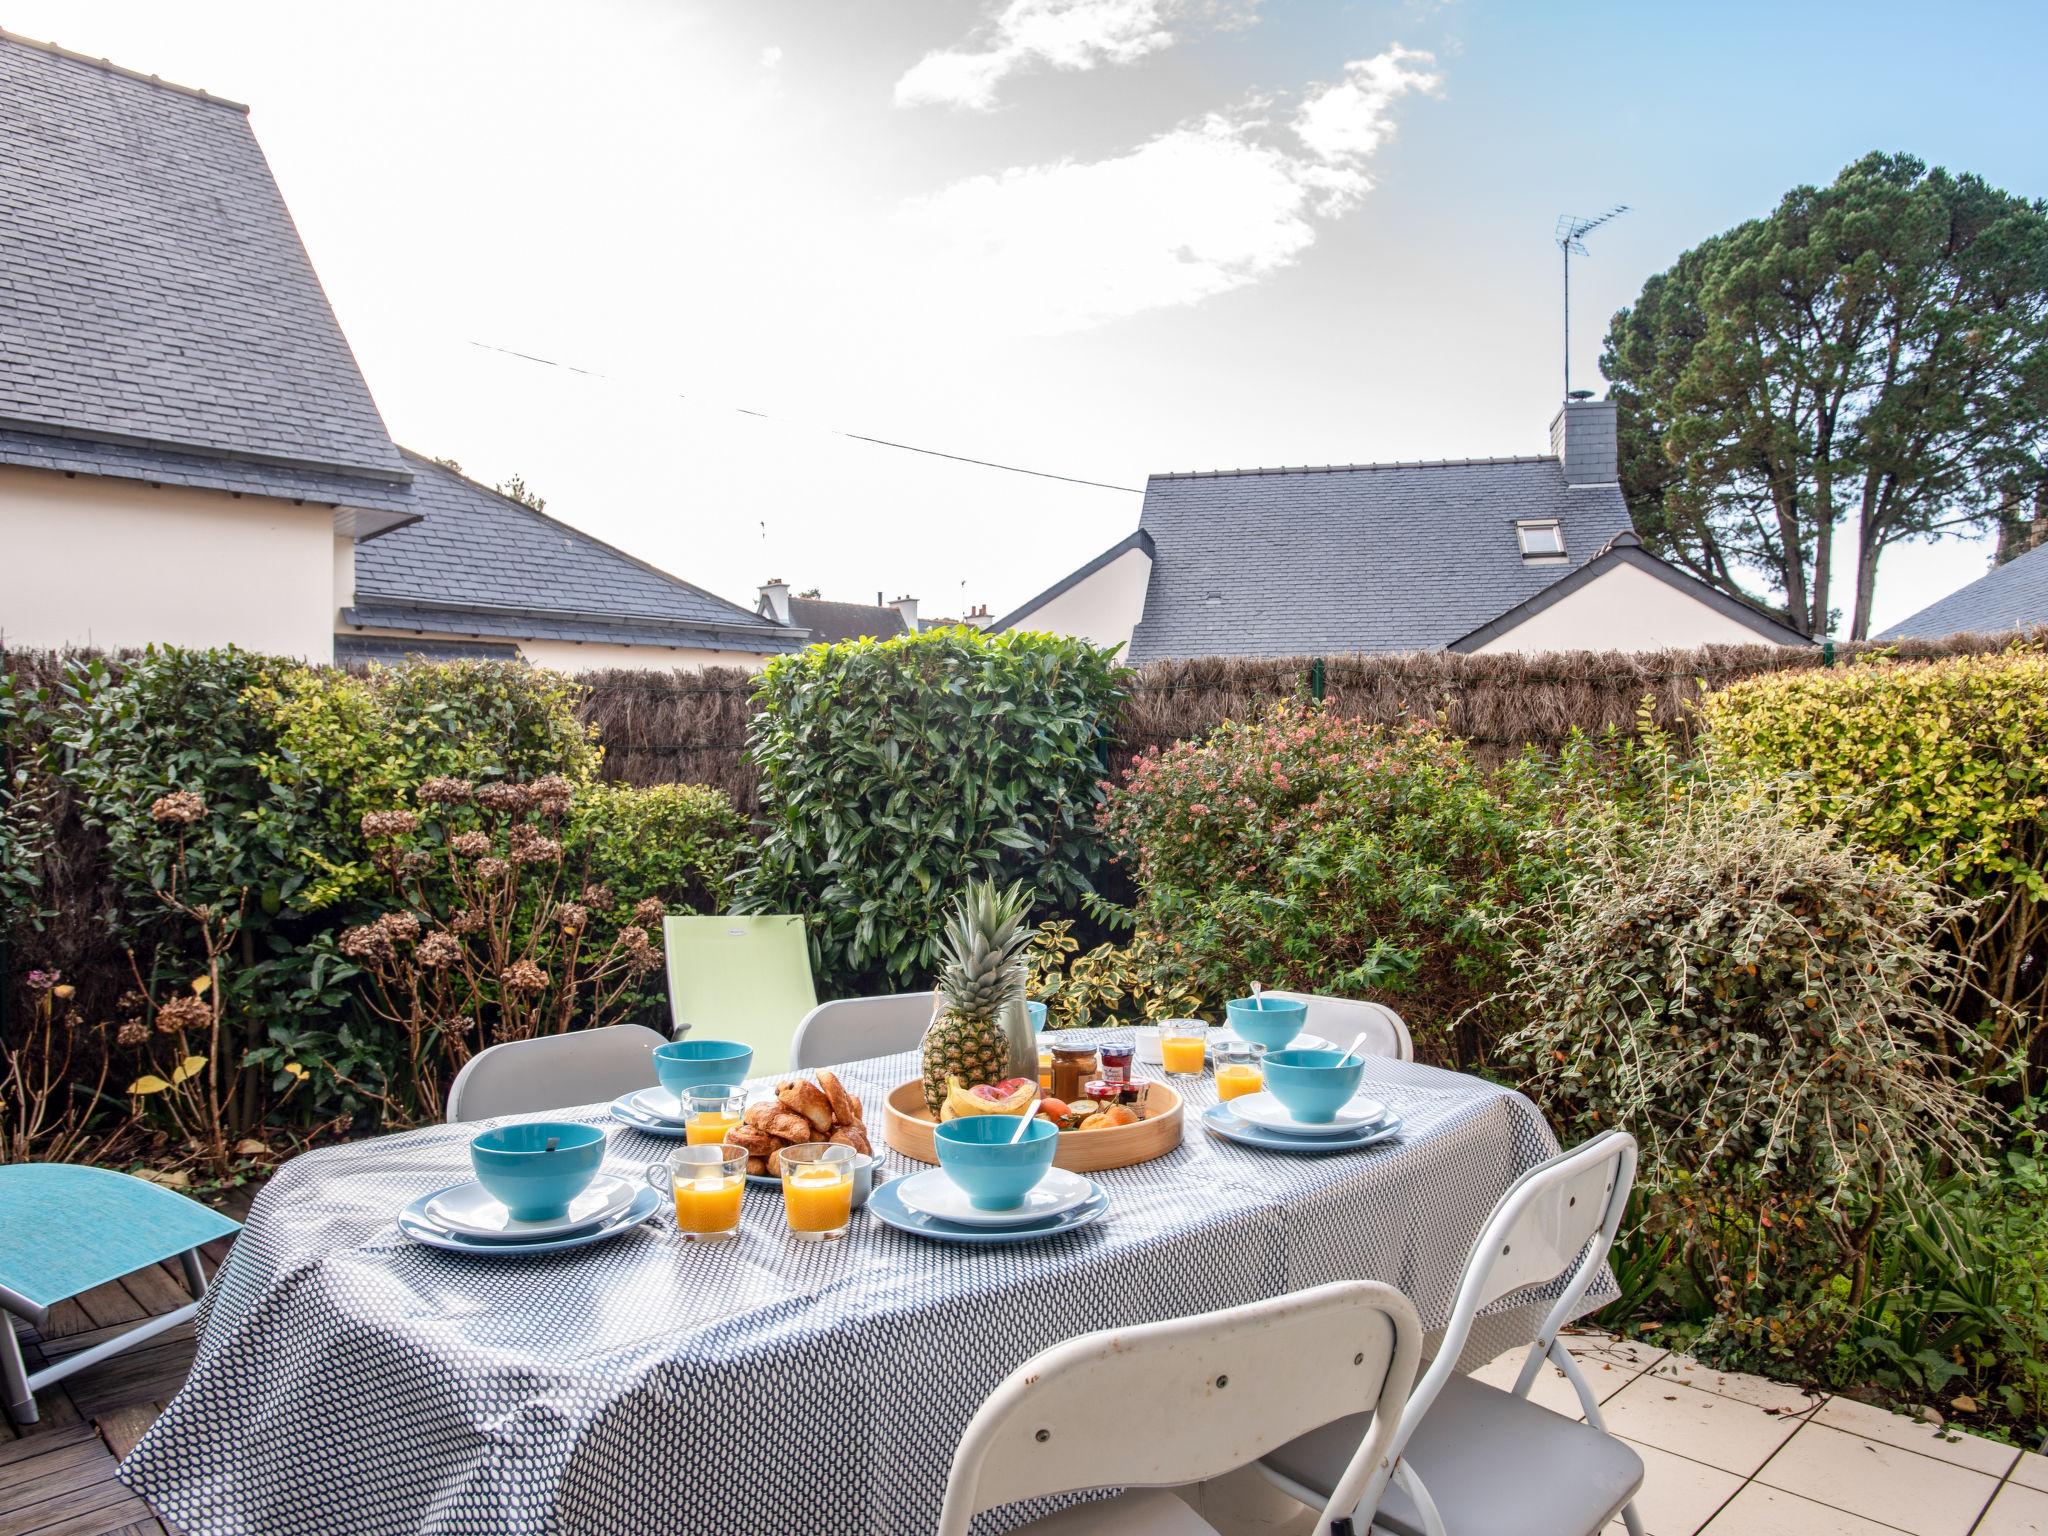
118 1031 1611 1536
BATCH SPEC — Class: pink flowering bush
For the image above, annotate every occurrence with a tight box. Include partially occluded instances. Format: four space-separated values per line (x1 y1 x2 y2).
1101 705 1544 1065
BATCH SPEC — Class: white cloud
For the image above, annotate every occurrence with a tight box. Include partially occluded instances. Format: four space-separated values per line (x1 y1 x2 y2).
760 44 783 69
899 46 1439 333
894 0 1254 111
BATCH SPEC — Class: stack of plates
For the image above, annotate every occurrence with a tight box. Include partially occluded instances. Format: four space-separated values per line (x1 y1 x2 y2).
608 1088 695 1137
1201 1092 1404 1155
397 1174 660 1255
1212 1028 1337 1056
868 1167 1109 1245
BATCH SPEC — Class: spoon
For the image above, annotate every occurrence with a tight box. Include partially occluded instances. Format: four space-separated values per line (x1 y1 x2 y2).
1008 1108 1039 1144
1336 1032 1371 1068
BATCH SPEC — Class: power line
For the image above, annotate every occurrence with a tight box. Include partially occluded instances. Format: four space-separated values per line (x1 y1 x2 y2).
467 339 1141 494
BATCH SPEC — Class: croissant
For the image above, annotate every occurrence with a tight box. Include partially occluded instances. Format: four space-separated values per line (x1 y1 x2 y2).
817 1069 862 1128
777 1078 834 1135
828 1123 872 1156
728 1124 780 1158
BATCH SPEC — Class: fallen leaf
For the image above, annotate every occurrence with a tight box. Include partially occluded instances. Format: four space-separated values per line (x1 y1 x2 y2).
1951 1394 1979 1414
234 1138 268 1157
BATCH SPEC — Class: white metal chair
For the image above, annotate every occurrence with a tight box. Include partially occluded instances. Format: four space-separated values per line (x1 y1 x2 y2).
937 1280 1425 1536
1259 1131 1643 1536
787 991 935 1070
1261 990 1413 1062
443 1023 667 1123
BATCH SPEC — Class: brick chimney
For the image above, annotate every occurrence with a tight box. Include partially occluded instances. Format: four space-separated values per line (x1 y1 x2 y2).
1549 397 1618 486
889 594 920 631
758 578 792 625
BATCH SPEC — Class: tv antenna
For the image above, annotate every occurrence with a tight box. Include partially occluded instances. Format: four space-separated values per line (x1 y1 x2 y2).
1555 205 1629 399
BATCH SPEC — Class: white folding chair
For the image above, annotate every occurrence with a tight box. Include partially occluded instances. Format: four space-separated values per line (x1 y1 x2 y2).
443 1023 667 1123
938 1280 1424 1536
788 991 935 1071
1259 1131 1643 1536
1261 990 1413 1062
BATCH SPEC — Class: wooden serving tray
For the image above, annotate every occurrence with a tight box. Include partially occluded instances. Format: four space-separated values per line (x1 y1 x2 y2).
881 1079 1183 1173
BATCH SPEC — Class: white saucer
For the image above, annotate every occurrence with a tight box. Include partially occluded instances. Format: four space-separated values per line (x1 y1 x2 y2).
423 1173 634 1241
897 1166 1094 1228
1213 1030 1336 1055
628 1087 691 1125
1227 1092 1389 1138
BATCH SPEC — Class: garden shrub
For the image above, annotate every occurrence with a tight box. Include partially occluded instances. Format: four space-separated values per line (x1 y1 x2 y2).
736 628 1128 996
1499 746 1991 1375
1027 918 1208 1028
1700 645 2048 1064
253 660 600 910
1100 706 1541 1063
567 781 746 922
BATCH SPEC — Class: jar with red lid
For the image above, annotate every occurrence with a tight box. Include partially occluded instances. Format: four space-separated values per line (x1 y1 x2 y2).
1097 1040 1135 1088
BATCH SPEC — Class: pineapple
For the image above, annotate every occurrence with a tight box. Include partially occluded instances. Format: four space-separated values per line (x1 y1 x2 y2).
921 879 1036 1116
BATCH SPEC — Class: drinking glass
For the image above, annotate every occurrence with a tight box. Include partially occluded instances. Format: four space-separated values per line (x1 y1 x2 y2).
648 1144 747 1242
1158 1018 1209 1077
1214 1042 1265 1102
778 1142 857 1242
684 1088 745 1147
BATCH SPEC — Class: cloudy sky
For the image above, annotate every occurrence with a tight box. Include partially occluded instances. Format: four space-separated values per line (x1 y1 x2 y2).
14 0 2047 633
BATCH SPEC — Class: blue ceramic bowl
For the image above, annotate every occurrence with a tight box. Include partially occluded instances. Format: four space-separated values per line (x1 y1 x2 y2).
1026 1001 1048 1031
934 1114 1058 1211
653 1040 753 1096
469 1121 607 1221
1226 995 1308 1052
1261 1048 1366 1125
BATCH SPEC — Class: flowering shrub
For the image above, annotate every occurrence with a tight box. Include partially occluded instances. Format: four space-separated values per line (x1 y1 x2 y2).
1027 918 1207 1028
333 777 666 1120
1101 706 1540 1062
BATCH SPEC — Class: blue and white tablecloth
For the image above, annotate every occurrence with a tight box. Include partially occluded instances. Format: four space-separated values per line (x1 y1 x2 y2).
120 1035 1607 1536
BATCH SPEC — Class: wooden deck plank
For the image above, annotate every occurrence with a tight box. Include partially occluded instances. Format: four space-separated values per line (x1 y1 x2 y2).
0 1452 148 1536
61 1345 195 1428
0 1429 95 1472
86 1408 162 1467
0 1437 112 1506
108 1273 187 1323
64 1292 142 1335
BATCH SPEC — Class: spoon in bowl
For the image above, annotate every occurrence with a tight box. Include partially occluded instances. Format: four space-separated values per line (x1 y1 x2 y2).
1336 1032 1371 1068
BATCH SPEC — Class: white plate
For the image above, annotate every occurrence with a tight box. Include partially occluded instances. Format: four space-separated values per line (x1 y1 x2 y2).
1213 1030 1336 1056
628 1087 691 1125
897 1166 1094 1228
1227 1091 1389 1138
423 1173 634 1241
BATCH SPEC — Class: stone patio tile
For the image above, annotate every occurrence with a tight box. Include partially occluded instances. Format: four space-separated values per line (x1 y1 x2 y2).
1756 1421 1999 1536
1646 1352 1826 1415
1975 1481 2048 1535
2011 1450 2048 1494
1598 1376 1802 1477
1700 1482 1912 1535
1813 1394 2019 1478
1605 1439 1743 1536
1563 1326 1672 1375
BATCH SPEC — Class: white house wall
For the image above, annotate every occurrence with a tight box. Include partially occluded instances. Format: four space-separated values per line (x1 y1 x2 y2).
1006 546 1152 652
0 465 338 659
1474 560 1786 655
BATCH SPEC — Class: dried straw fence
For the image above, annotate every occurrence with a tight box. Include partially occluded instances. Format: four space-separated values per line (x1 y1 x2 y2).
575 632 2031 809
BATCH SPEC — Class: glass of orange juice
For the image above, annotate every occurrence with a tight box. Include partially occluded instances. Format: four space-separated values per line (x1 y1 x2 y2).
1159 1018 1209 1077
648 1145 746 1242
1215 1042 1264 1101
778 1142 856 1242
684 1088 744 1147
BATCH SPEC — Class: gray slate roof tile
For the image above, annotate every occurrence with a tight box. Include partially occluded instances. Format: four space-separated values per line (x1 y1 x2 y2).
351 454 803 655
784 597 909 643
0 33 408 505
1877 540 2048 640
1126 457 1635 662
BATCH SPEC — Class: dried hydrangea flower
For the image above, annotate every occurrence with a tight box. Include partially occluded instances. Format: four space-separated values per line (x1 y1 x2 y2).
557 902 589 935
531 775 574 817
361 809 420 840
155 994 213 1035
117 1019 150 1048
338 924 394 962
475 857 512 881
416 777 475 806
501 959 549 993
449 907 485 935
633 897 666 926
450 830 492 858
26 969 59 992
511 836 562 865
476 782 533 815
582 882 615 909
150 791 206 825
377 911 422 944
416 931 461 968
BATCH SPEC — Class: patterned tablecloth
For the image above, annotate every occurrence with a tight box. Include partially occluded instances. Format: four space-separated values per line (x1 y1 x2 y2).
120 1035 1607 1536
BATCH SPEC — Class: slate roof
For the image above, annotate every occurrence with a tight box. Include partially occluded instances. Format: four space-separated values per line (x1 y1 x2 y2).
0 32 412 518
1877 540 2048 640
1125 457 1636 662
344 454 805 655
334 634 521 669
784 597 910 644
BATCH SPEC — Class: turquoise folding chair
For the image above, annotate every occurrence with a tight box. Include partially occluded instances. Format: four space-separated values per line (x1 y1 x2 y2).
662 915 819 1068
0 1163 240 1424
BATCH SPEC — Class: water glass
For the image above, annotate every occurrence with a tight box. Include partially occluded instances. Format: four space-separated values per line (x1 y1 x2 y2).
778 1142 857 1242
1158 1018 1209 1077
647 1144 747 1242
684 1088 745 1147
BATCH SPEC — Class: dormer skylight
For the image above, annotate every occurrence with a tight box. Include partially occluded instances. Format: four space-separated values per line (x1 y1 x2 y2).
1517 519 1566 560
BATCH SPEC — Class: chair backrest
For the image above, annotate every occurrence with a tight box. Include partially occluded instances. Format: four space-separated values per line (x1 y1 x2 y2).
1392 1130 1636 1460
1261 990 1413 1062
937 1280 1422 1536
662 915 818 1066
443 1024 667 1123
789 991 935 1071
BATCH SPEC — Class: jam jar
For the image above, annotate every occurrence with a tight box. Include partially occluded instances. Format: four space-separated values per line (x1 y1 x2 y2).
1097 1040 1135 1088
1049 1044 1099 1104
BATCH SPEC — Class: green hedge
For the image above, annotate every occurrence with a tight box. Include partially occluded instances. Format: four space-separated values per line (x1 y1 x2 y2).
736 628 1128 995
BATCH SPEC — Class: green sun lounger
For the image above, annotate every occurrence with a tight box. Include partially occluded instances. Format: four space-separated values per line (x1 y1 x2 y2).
0 1163 240 1424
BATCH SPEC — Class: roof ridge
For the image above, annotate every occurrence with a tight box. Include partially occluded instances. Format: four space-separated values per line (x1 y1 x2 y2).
1148 455 1558 481
0 28 248 111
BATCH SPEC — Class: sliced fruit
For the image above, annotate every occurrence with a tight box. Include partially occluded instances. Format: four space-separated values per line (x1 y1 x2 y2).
944 1075 1038 1119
